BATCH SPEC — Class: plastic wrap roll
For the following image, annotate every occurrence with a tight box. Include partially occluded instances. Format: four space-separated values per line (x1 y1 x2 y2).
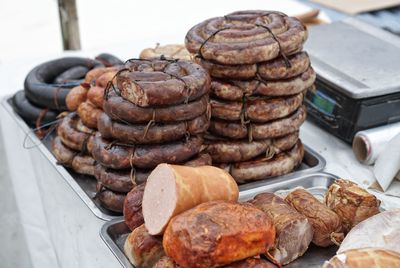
352 122 400 165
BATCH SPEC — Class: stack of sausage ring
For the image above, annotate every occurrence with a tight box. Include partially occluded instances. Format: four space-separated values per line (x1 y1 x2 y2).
185 10 315 183
90 58 212 214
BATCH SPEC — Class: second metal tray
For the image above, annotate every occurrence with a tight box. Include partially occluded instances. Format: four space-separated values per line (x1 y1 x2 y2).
3 96 326 221
100 172 340 268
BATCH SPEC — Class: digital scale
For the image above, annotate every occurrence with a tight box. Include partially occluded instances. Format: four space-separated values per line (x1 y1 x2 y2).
304 18 400 143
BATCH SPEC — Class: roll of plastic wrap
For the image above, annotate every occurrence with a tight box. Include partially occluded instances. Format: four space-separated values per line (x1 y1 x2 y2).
352 122 400 165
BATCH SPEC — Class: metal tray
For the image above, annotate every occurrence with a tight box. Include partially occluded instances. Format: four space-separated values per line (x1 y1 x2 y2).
3 95 326 221
100 172 340 268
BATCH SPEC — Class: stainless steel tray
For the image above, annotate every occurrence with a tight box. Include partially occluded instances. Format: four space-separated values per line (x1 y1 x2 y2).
100 172 340 268
3 95 326 221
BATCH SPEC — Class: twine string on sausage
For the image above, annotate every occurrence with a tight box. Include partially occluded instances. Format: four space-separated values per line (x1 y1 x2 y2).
255 23 291 69
265 146 276 160
53 86 62 110
130 166 137 186
103 68 129 100
197 27 231 60
23 117 63 150
35 108 49 139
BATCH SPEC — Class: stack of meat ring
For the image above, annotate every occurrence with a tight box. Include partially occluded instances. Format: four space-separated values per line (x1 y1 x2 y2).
91 58 212 214
185 10 316 183
52 57 127 212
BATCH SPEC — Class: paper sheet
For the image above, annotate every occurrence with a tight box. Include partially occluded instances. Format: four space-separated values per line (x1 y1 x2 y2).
373 133 400 192
311 0 400 14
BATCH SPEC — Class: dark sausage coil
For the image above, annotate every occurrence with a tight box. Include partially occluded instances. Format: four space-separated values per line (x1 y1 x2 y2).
209 105 306 140
94 164 135 193
95 183 125 213
95 53 123 67
91 133 203 169
24 57 102 111
12 90 58 126
211 67 315 100
204 131 299 163
210 92 303 122
97 111 210 145
104 93 209 124
196 51 310 80
185 10 307 65
123 184 146 231
115 59 210 107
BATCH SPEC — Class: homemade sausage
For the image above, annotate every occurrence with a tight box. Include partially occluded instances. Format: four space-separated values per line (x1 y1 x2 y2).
196 51 310 80
95 183 126 213
163 201 275 268
98 112 209 144
75 119 95 134
87 86 104 109
226 258 277 268
24 57 102 111
211 68 314 101
285 188 344 247
91 133 203 169
71 155 96 176
57 113 91 151
228 140 304 183
52 136 76 166
210 93 303 123
95 53 123 67
124 224 165 268
103 93 209 124
84 66 120 84
54 65 88 84
12 90 58 126
66 85 88 111
124 184 146 231
77 101 102 129
324 180 381 233
204 132 299 163
185 11 307 65
210 106 306 140
94 164 134 193
116 59 210 107
142 164 239 235
250 193 313 265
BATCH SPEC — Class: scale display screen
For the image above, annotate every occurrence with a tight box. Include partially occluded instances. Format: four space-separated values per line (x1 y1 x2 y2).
306 89 337 117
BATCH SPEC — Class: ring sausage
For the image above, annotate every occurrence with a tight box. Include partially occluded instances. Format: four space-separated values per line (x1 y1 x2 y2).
87 86 105 109
54 65 89 84
104 93 209 124
57 113 91 151
209 106 306 140
225 140 304 183
116 59 210 107
94 164 134 193
196 51 310 80
124 184 146 231
204 132 299 163
24 57 102 111
140 44 192 61
211 68 314 101
12 90 58 126
52 136 76 166
66 85 88 111
91 133 203 169
210 93 303 122
71 155 96 176
185 11 307 65
95 53 123 67
77 101 102 129
95 183 126 213
97 112 210 144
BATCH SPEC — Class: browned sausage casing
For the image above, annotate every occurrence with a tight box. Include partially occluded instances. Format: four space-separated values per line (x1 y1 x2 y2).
104 93 209 124
163 201 275 268
91 133 203 169
66 85 88 111
124 184 146 231
250 193 313 265
98 112 209 145
57 113 91 152
124 224 165 268
77 101 102 129
116 59 210 107
94 164 134 193
95 183 126 213
185 11 307 65
71 155 96 176
87 86 104 109
52 136 76 166
204 132 299 163
227 140 304 183
196 51 309 80
209 106 306 140
285 188 344 247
